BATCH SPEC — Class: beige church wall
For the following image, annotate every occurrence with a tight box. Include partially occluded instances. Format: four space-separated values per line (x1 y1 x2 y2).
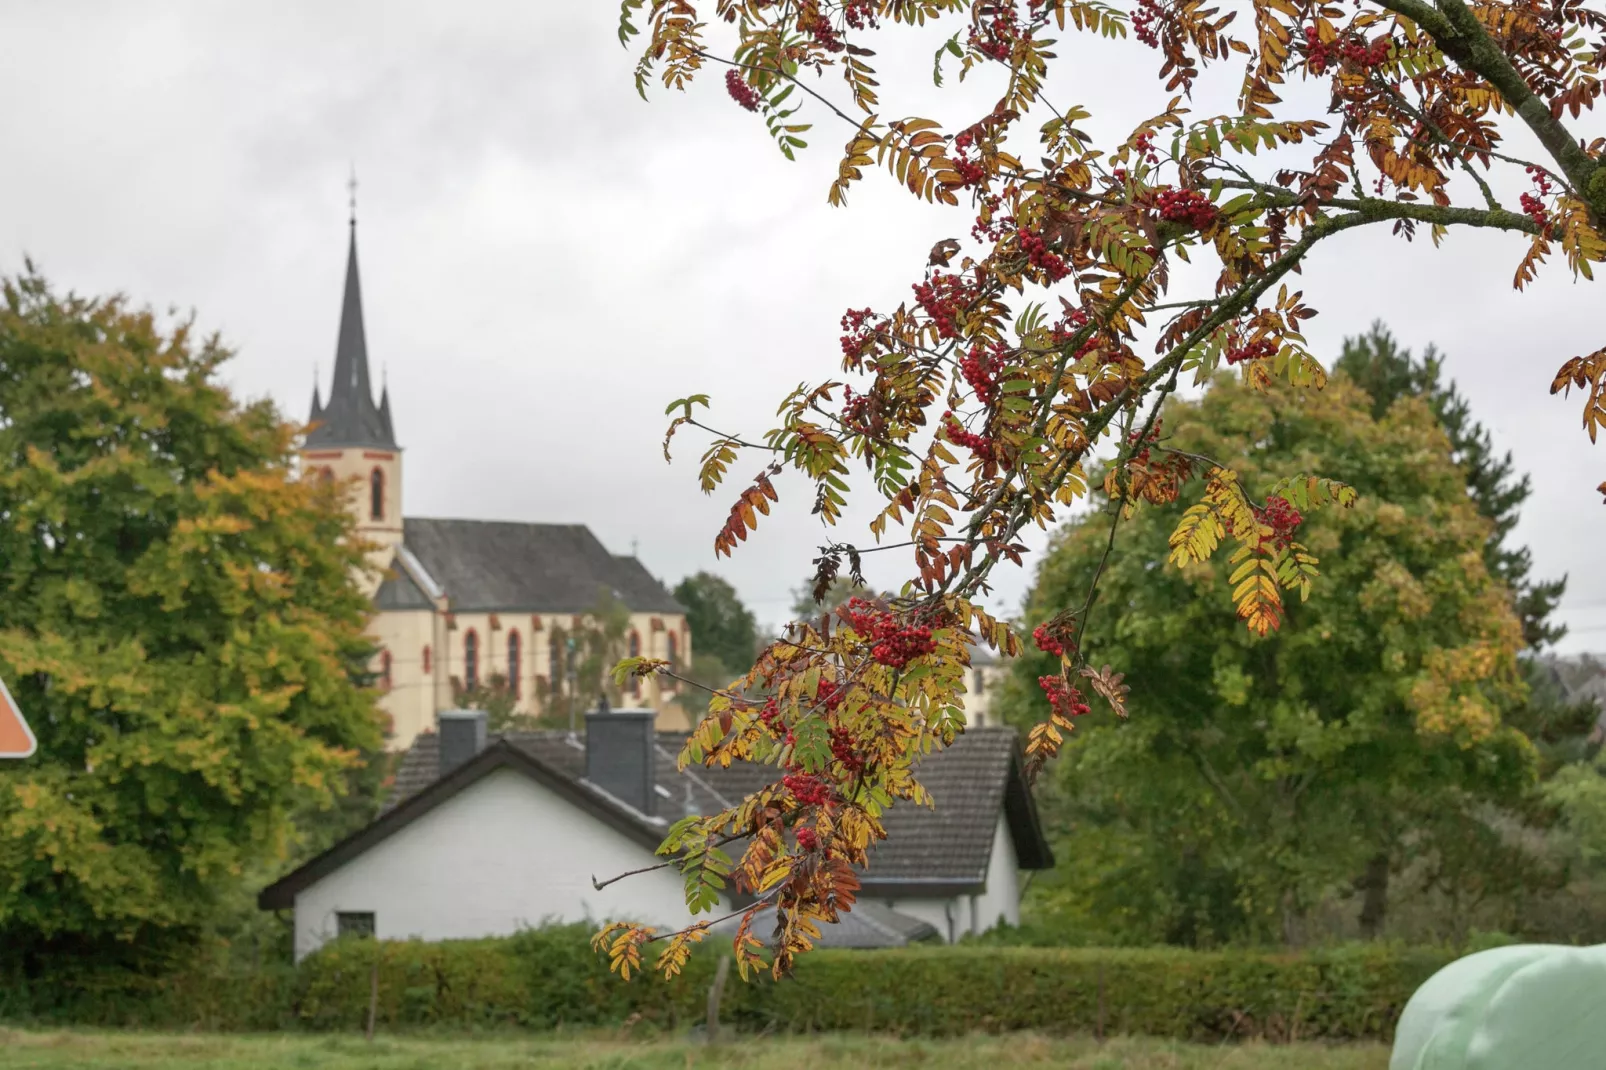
301 447 404 592
437 610 692 731
372 608 437 750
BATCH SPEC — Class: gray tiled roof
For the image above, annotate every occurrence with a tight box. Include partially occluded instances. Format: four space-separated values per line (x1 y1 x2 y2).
383 725 1048 887
400 518 683 614
374 565 434 611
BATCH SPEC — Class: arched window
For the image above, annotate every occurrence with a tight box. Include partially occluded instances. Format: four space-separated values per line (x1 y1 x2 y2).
627 630 642 697
507 631 521 700
370 467 385 521
550 633 564 683
464 630 479 691
319 466 335 483
380 650 392 692
666 632 678 671
422 644 432 675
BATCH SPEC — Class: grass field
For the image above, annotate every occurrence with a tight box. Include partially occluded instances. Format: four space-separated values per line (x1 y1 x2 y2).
0 1028 1392 1069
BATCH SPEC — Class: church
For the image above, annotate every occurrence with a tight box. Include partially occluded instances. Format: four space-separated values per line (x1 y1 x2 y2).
299 218 692 750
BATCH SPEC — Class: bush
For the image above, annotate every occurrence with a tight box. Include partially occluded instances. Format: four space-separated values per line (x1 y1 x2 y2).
1 926 1454 1042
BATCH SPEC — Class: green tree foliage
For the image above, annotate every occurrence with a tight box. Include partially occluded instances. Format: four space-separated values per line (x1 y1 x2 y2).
0 268 383 958
999 373 1538 946
1334 323 1566 649
672 571 756 676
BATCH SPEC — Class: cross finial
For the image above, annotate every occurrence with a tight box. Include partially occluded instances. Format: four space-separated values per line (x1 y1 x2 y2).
347 165 358 227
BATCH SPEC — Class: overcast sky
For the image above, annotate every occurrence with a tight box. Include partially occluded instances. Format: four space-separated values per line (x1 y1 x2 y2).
1 3 1601 653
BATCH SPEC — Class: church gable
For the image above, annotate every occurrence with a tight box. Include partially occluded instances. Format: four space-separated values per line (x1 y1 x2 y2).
400 517 682 615
374 565 434 611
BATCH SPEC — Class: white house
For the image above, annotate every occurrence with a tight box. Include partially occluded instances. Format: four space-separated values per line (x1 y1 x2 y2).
259 708 1052 961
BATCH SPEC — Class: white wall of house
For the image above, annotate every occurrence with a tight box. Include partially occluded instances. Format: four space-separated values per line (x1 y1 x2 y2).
874 813 1021 943
291 767 726 961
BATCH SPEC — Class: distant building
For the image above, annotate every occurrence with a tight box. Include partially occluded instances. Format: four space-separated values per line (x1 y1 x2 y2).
258 708 1051 960
300 218 691 749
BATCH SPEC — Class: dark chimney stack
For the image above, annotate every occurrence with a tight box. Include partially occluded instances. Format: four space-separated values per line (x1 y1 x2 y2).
438 709 487 777
585 702 656 816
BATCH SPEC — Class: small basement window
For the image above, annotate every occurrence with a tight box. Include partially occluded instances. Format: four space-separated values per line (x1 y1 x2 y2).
337 911 375 940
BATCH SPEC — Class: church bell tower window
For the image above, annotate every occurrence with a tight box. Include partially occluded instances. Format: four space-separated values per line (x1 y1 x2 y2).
370 467 385 521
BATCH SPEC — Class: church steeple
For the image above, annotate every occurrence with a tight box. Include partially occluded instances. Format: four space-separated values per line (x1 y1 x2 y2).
305 201 399 450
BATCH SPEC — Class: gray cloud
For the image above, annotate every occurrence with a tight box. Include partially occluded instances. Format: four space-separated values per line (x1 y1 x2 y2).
1 1 1599 648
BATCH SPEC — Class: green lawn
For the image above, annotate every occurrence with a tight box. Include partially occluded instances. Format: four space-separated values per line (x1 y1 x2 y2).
0 1028 1391 1069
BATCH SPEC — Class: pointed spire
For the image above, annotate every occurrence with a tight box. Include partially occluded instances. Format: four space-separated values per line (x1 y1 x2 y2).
305 188 399 451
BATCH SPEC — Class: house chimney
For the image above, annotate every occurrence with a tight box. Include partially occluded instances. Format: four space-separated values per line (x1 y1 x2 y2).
585 701 656 816
438 708 487 777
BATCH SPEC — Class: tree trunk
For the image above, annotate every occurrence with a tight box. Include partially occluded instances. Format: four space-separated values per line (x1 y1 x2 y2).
1357 852 1390 939
706 955 730 1045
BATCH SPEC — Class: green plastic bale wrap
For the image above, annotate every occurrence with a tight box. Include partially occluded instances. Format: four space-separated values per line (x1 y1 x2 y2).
1390 943 1606 1070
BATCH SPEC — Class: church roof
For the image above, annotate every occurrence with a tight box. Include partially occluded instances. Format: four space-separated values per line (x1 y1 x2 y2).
401 517 684 615
306 223 399 450
374 565 435 611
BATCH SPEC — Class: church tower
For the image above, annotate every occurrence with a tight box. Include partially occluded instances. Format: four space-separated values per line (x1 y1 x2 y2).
301 204 404 580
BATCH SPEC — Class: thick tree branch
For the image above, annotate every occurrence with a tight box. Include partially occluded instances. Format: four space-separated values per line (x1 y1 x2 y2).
1373 0 1604 219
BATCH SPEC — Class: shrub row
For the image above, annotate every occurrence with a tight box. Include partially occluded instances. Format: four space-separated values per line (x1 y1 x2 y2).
1 925 1453 1042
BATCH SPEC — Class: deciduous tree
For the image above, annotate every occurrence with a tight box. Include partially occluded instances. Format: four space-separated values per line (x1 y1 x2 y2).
602 0 1604 978
998 372 1537 944
0 267 383 958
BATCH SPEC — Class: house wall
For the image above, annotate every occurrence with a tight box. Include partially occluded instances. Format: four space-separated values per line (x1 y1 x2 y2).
962 663 1010 728
291 767 721 961
876 813 1020 942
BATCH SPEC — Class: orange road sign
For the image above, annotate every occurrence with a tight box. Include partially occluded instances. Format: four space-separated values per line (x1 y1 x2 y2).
0 675 35 758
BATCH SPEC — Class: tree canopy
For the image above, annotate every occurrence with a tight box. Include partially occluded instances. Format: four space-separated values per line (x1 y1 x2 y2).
674 572 758 675
1334 323 1566 648
997 370 1537 945
602 0 1604 979
0 268 383 956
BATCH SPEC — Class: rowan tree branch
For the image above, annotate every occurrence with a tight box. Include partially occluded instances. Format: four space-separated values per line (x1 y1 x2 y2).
1372 0 1605 219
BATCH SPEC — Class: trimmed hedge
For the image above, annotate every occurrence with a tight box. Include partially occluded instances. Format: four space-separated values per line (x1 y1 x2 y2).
2 926 1452 1042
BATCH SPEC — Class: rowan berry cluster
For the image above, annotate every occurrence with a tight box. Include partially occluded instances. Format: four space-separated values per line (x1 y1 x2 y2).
1127 417 1163 465
1304 27 1392 74
960 343 1002 405
1018 227 1071 281
839 307 879 363
1520 167 1554 232
1049 308 1091 345
758 696 782 727
1254 495 1304 550
971 196 1011 243
1038 675 1092 720
841 0 879 30
1155 186 1218 229
829 726 865 773
913 272 976 340
1133 131 1161 166
1132 0 1164 47
725 70 761 112
942 411 995 464
814 678 846 712
845 597 938 669
969 4 1019 61
800 10 846 52
840 385 879 435
783 772 833 806
1225 338 1277 366
951 130 989 188
795 827 820 851
1032 622 1073 658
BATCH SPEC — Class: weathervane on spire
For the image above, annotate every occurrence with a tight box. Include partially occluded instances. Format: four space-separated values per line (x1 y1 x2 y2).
347 165 358 227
